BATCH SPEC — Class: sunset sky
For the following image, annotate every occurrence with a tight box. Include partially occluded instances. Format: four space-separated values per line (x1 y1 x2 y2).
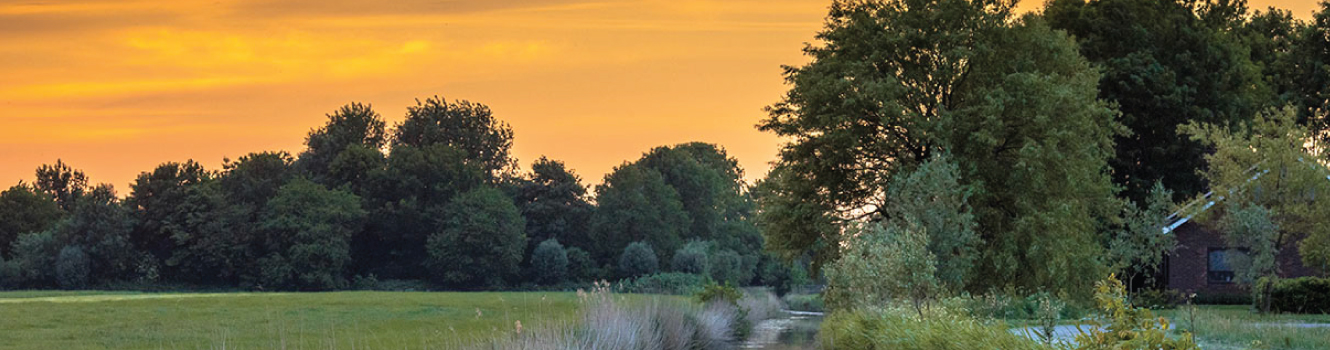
0 0 1320 191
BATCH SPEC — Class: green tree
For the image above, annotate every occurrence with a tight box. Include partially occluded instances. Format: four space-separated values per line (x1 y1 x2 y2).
299 103 388 189
425 187 526 288
589 164 689 264
1044 0 1270 202
359 144 485 278
708 249 745 285
34 159 88 211
1183 107 1330 311
618 241 659 278
49 185 138 283
8 231 60 287
672 241 711 275
0 183 62 258
392 96 515 177
881 154 978 291
126 161 212 267
1107 182 1176 292
637 143 745 242
824 220 939 316
55 245 90 289
530 239 569 285
162 180 251 285
257 178 366 290
512 157 594 254
565 247 595 281
759 0 1119 295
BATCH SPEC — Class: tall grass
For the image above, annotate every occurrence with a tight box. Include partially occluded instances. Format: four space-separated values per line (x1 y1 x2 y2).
461 281 738 350
1161 305 1330 350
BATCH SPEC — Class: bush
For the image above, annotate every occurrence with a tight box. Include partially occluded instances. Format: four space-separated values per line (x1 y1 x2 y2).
708 249 744 285
1258 276 1330 314
617 272 707 295
671 241 709 275
783 293 825 312
55 246 90 289
426 187 526 288
1132 289 1183 310
695 282 743 305
965 291 1086 321
565 247 595 281
820 306 1052 350
530 239 568 285
1069 275 1198 350
10 231 60 287
618 241 658 278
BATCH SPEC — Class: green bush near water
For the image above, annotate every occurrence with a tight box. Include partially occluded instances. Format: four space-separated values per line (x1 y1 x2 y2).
820 306 1052 350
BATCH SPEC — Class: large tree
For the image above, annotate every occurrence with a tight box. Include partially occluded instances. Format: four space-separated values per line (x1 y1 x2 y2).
588 164 690 264
49 185 139 283
425 187 526 288
511 157 594 254
298 103 388 192
1044 0 1270 202
758 0 1120 295
392 96 515 177
0 183 62 258
127 161 212 266
257 178 366 290
34 159 88 211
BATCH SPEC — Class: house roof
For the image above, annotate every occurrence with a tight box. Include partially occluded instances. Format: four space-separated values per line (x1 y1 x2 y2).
1161 159 1330 234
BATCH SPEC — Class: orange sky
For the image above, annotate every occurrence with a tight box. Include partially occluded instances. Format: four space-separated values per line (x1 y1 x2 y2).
0 0 1319 191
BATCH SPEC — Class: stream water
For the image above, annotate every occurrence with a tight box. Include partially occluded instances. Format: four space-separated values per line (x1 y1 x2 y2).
742 310 824 349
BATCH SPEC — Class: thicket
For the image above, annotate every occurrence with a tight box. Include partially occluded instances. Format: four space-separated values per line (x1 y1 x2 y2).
1257 277 1330 314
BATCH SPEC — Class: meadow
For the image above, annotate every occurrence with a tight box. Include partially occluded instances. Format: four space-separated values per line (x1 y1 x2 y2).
1163 305 1330 350
0 290 596 350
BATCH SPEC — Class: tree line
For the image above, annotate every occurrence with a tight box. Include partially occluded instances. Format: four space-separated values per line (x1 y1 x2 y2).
759 0 1330 301
0 98 803 291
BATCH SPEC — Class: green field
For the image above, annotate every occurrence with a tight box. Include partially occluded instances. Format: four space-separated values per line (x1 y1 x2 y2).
1161 305 1330 350
0 290 593 350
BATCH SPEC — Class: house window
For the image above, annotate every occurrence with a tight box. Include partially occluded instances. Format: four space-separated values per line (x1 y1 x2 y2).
1208 248 1248 284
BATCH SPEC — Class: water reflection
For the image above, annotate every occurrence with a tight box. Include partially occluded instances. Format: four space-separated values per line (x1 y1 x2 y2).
743 311 823 349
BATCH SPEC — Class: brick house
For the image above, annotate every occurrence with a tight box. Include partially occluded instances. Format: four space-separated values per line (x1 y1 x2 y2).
1165 220 1322 297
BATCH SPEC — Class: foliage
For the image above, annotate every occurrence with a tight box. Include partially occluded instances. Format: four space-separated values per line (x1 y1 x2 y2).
55 245 90 289
1070 275 1198 350
392 96 515 176
126 160 212 272
1132 289 1183 310
511 157 593 256
0 183 62 258
1107 182 1177 291
530 239 568 285
1257 276 1330 314
425 187 526 288
820 305 1053 350
1044 0 1269 203
564 247 596 282
695 282 743 306
824 220 939 314
617 241 659 278
8 231 60 287
590 164 688 264
298 102 387 189
33 159 88 211
616 272 709 295
882 153 979 291
707 249 745 285
782 293 825 312
256 178 366 290
50 185 138 283
1184 107 1330 312
758 1 1119 296
671 241 710 275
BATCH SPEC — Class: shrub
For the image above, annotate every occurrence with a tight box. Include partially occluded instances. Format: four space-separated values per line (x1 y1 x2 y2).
618 272 707 295
426 187 526 288
1069 275 1199 350
783 293 825 312
824 220 938 313
565 247 595 281
618 241 658 278
695 282 743 305
708 249 744 285
55 245 90 289
820 306 1052 350
671 241 710 275
10 231 60 287
530 239 568 285
1257 276 1330 314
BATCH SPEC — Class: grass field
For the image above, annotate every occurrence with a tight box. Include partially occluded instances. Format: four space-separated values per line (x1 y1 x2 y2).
0 290 599 350
1161 305 1330 350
